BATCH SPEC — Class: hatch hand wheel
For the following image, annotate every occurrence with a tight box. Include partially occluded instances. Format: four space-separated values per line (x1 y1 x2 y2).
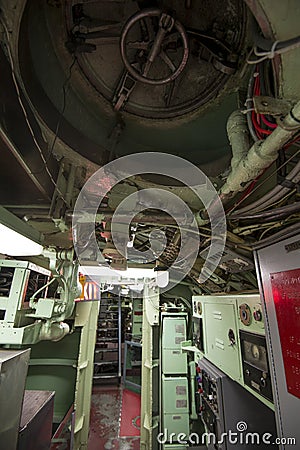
120 8 189 86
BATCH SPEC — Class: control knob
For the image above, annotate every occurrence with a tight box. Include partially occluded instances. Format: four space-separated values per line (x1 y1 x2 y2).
260 377 266 388
253 310 262 322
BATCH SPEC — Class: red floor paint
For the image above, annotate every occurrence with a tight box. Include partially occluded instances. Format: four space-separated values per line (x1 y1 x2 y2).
119 389 141 438
88 385 140 450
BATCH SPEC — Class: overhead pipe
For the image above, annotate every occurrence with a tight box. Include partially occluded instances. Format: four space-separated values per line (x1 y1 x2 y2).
230 201 300 221
231 160 300 215
221 100 300 200
226 110 250 172
197 102 300 223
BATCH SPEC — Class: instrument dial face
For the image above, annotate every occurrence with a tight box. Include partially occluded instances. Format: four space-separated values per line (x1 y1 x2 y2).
239 303 251 326
251 344 260 360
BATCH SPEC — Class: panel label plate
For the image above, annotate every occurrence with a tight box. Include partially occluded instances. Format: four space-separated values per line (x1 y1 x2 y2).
270 269 300 399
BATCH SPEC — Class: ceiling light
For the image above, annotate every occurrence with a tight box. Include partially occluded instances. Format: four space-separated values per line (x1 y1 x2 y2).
0 206 43 256
80 265 169 288
0 224 43 256
80 265 156 278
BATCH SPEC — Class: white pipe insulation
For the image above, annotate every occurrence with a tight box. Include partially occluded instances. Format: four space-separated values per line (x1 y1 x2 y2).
221 100 300 197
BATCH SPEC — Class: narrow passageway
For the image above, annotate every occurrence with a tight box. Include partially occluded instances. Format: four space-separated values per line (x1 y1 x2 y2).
88 385 140 450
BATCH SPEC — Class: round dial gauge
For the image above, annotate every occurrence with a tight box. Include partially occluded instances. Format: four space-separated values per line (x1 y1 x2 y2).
239 303 252 326
251 344 260 360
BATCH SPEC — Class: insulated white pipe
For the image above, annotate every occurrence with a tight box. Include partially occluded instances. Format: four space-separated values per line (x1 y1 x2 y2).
226 110 250 171
231 159 300 215
221 100 300 196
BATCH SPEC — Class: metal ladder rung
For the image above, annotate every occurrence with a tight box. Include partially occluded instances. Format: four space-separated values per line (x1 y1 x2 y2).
94 361 118 366
93 374 119 380
93 294 122 384
95 348 118 353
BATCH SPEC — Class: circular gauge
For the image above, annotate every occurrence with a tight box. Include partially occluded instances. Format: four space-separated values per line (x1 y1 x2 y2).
239 303 251 326
251 344 260 360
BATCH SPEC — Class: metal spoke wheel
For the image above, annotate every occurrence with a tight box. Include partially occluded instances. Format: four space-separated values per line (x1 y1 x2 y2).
120 8 189 86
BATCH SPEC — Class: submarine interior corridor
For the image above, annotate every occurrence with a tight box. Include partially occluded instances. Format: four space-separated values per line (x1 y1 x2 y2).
0 0 299 449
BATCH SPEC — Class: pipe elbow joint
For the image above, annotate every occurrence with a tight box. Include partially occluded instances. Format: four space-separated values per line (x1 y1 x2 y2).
226 110 248 136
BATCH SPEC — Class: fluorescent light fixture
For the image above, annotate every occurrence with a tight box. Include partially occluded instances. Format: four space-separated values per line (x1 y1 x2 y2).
0 224 43 256
0 206 43 256
80 266 157 278
80 265 169 288
120 287 129 296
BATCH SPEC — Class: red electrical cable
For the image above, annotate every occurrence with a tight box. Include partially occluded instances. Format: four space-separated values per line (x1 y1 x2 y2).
225 180 256 214
260 114 277 129
252 68 277 136
227 66 300 214
252 112 273 136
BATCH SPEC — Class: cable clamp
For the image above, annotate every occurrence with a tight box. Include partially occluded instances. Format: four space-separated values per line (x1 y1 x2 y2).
290 109 300 124
253 96 292 116
277 115 300 131
277 176 298 189
269 40 280 59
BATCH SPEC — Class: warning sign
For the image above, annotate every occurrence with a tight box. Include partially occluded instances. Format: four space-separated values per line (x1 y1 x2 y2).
270 269 300 399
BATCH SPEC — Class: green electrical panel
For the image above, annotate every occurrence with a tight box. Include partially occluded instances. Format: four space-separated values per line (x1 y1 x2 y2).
162 315 187 375
162 376 189 413
193 294 264 384
132 321 143 338
132 298 143 341
162 413 190 442
162 349 187 375
236 294 265 335
0 260 51 344
161 314 190 446
204 300 242 382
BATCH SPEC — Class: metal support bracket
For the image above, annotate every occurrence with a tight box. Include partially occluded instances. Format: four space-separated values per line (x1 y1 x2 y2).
253 95 293 116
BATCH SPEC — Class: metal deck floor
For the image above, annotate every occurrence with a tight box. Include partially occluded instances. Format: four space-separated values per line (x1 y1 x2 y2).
88 385 140 450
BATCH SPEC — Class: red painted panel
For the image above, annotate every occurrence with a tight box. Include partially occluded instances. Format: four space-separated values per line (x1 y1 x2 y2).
119 389 141 437
270 269 300 399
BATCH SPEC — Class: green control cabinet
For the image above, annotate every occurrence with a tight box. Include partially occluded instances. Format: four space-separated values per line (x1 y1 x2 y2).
132 298 143 341
162 315 187 375
162 376 189 413
162 414 190 443
162 376 190 440
0 260 51 344
204 300 242 382
236 295 265 334
161 314 190 445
